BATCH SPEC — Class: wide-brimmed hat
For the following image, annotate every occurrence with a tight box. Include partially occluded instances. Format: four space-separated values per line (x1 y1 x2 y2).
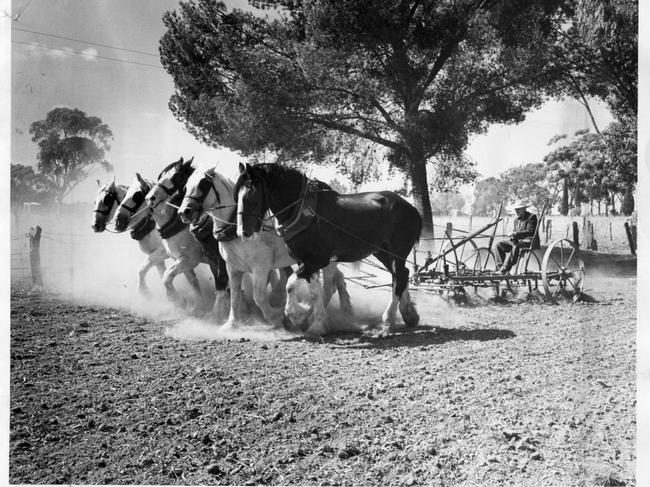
507 200 529 211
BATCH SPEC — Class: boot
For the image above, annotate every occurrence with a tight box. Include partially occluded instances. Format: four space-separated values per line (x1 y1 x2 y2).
498 255 513 274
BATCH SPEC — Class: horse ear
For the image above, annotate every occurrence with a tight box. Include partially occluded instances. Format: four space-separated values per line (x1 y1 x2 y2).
185 157 194 167
96 179 102 187
239 162 246 174
136 173 146 186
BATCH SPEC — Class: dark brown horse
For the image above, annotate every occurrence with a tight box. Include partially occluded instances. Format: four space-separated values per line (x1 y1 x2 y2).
235 163 421 335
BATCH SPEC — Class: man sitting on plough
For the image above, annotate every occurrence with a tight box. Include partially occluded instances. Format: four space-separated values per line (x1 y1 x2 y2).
497 200 540 274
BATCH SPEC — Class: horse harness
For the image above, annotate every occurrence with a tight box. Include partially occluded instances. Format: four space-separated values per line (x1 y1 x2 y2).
158 190 189 240
129 215 157 241
94 188 121 216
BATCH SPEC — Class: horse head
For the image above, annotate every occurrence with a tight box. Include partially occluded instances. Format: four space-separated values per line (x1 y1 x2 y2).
178 167 232 225
92 179 121 232
234 162 268 240
146 156 195 208
114 174 151 232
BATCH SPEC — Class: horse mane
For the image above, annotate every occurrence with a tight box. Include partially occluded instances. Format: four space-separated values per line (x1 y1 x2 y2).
157 158 183 180
234 163 309 197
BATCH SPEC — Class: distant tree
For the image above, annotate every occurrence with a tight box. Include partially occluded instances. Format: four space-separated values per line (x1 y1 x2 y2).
500 163 556 212
29 107 113 207
605 117 636 215
160 0 569 236
543 121 636 215
10 163 55 209
544 144 580 215
430 192 466 217
471 177 508 217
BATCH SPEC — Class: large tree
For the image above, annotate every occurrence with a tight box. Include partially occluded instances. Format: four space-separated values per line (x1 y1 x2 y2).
29 107 113 207
160 0 568 236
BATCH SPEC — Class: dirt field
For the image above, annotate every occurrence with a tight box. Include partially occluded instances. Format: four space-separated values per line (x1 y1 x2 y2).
9 257 636 486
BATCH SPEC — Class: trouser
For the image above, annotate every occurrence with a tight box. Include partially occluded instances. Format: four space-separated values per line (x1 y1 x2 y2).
496 239 531 271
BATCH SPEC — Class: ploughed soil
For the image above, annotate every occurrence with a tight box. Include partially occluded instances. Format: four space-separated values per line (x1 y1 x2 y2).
9 252 636 486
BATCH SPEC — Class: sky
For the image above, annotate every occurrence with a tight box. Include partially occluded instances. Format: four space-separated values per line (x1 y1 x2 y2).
4 0 616 203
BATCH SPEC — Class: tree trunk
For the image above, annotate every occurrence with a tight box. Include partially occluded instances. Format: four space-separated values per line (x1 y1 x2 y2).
407 161 434 238
560 177 569 216
621 182 634 216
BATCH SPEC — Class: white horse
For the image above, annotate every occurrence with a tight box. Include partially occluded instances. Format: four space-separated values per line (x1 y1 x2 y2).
178 166 353 333
114 175 206 312
91 179 167 295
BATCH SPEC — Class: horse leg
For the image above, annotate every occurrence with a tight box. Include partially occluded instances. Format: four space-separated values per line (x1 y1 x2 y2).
223 266 244 330
373 252 400 334
208 258 230 323
252 267 285 326
138 258 155 297
304 272 330 337
267 268 288 308
182 267 204 315
396 266 419 327
162 261 183 307
321 265 337 309
326 264 353 317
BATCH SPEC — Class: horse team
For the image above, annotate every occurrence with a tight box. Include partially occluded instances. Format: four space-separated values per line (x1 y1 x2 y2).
92 158 422 336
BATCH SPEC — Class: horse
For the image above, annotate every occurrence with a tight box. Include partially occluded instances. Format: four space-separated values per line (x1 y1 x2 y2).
91 179 167 295
114 175 207 314
178 165 353 332
145 157 230 320
235 163 421 336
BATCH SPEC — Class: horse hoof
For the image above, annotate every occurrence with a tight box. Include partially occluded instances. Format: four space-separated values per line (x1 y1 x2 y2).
403 313 420 328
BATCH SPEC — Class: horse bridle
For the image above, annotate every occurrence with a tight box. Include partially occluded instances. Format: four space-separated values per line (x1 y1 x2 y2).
185 173 221 207
94 188 121 216
238 173 306 227
120 181 150 215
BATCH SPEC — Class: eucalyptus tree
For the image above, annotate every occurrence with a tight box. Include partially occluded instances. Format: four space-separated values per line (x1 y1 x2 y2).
160 0 568 235
29 107 113 208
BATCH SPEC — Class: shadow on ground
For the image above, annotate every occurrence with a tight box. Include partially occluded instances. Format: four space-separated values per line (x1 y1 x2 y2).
318 325 516 349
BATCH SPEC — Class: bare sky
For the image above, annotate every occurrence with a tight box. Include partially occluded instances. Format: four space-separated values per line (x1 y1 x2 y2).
5 0 617 203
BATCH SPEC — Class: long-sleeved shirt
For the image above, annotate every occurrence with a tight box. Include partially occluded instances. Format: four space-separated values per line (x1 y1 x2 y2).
513 211 540 249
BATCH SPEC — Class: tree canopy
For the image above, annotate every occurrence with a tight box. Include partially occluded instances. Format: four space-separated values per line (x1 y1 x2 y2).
160 0 570 235
29 107 113 206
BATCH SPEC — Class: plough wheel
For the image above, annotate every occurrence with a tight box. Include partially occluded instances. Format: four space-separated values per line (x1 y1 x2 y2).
468 247 497 272
541 239 585 300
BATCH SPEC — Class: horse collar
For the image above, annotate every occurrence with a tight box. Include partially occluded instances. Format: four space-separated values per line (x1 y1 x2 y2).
158 212 188 239
130 215 156 241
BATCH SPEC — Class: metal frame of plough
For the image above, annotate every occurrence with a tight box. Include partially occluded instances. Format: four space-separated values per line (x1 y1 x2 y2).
410 204 586 303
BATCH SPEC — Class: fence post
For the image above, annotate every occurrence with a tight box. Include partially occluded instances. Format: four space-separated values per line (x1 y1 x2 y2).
28 225 43 291
446 222 453 240
624 222 636 256
583 220 592 249
545 219 552 243
572 221 579 248
468 214 473 231
609 222 613 241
